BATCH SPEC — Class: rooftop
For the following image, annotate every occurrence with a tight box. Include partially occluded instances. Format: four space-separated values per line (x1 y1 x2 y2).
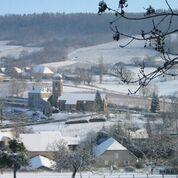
58 92 106 105
20 131 80 152
94 137 127 157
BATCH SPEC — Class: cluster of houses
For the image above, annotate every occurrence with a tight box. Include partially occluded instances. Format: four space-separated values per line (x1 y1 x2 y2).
0 130 138 170
0 64 54 81
4 72 108 117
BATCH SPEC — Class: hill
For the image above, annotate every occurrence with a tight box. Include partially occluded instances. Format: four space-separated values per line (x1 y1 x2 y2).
0 12 177 66
68 37 160 65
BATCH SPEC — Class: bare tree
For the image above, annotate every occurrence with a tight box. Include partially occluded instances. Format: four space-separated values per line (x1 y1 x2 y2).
98 57 104 84
98 0 178 93
54 139 95 178
9 79 27 97
0 99 5 124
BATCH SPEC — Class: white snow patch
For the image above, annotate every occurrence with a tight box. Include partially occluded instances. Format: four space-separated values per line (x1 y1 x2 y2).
68 38 159 65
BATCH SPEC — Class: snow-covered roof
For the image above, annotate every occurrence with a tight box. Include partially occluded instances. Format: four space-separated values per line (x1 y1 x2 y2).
29 87 51 94
0 131 13 141
0 67 6 73
129 128 149 139
53 73 62 80
14 67 22 74
28 155 55 170
20 131 80 152
94 137 127 157
58 93 106 105
32 65 54 74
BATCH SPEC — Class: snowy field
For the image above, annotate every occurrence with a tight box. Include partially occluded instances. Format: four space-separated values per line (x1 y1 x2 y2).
0 41 42 59
27 113 160 138
68 38 159 65
42 61 78 71
0 172 177 178
28 119 115 138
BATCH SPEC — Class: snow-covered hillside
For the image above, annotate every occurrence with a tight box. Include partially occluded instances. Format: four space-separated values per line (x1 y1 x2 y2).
0 41 42 59
68 38 159 65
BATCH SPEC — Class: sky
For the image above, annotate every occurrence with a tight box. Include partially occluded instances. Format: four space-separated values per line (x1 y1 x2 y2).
0 0 177 15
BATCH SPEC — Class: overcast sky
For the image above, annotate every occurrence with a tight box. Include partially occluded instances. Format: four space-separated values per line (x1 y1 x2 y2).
0 0 176 15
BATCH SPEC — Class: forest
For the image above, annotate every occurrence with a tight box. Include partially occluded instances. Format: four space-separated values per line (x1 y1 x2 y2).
0 12 178 66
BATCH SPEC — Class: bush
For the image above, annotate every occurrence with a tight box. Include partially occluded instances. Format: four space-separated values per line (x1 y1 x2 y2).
163 167 178 174
135 162 144 169
124 166 135 172
65 119 88 124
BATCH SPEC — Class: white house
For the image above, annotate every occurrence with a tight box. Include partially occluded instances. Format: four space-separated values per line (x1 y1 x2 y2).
20 131 80 159
28 155 55 170
32 65 54 78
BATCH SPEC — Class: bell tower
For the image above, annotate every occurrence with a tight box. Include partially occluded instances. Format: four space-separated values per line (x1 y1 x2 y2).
52 73 63 105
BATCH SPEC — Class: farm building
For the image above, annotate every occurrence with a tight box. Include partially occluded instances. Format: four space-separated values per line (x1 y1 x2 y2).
94 137 137 167
58 91 108 112
32 65 54 79
19 131 80 159
28 155 55 170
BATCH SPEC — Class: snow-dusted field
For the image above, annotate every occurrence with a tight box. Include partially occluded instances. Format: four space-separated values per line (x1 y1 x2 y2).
42 61 78 70
28 119 115 138
155 79 178 96
1 172 177 178
0 41 42 59
68 38 159 65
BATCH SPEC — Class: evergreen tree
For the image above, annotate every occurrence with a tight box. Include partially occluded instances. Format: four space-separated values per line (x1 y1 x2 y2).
95 90 103 112
150 92 160 113
0 139 28 178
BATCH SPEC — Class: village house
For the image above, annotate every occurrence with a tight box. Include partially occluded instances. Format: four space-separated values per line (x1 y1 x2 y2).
94 137 137 167
19 131 80 159
0 131 13 147
32 65 54 79
0 72 10 82
28 87 52 116
57 92 108 112
28 73 63 115
28 155 55 170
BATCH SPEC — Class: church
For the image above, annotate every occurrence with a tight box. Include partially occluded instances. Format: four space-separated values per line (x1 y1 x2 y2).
28 73 108 115
28 73 63 116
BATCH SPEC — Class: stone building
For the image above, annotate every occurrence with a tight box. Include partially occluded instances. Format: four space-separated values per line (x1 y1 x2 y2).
94 137 137 167
28 73 63 115
32 65 54 79
20 132 80 159
48 73 63 107
28 87 52 116
58 91 108 112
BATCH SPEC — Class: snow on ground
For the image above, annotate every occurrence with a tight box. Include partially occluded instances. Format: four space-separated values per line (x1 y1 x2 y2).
95 83 139 95
0 172 177 178
68 38 159 65
42 60 78 70
28 119 114 138
93 75 121 84
63 85 94 93
0 41 42 59
126 66 157 76
154 79 178 96
28 113 156 138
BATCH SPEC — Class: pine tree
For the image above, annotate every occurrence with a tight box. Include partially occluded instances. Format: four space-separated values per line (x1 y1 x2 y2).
95 90 103 112
150 92 160 113
0 139 28 178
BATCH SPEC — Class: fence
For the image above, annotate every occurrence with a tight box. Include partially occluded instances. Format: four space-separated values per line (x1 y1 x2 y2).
1 172 178 178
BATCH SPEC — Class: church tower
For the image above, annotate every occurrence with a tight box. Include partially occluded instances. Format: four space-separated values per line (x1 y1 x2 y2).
51 73 63 106
52 73 63 98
